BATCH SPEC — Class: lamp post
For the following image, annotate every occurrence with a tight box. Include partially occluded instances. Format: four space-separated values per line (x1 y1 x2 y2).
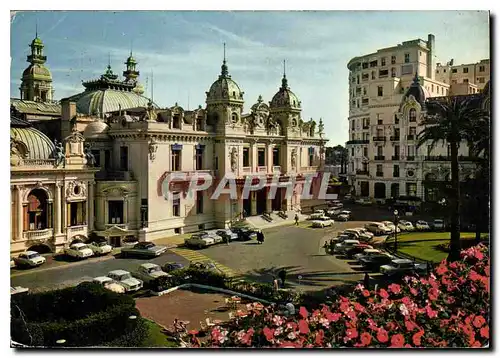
393 209 399 252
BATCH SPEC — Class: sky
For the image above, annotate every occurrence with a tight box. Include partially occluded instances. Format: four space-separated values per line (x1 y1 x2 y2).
10 10 490 146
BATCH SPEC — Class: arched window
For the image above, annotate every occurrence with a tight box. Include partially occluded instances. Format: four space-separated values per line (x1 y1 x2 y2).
409 108 417 122
391 68 396 77
231 113 238 123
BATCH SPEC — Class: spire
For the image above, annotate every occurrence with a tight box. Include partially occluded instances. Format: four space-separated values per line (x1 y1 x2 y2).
281 59 289 89
220 42 229 77
412 69 420 85
35 21 38 38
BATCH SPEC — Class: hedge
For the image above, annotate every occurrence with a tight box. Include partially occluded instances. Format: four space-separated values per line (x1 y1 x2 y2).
11 282 141 347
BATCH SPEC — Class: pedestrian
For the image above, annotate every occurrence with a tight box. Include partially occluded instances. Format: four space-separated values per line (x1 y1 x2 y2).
257 231 264 244
273 276 280 292
363 272 370 290
278 269 287 287
225 235 229 245
294 213 299 226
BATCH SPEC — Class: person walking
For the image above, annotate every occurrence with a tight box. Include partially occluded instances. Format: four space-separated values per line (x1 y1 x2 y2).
278 269 287 288
294 213 299 226
273 276 280 292
224 234 230 245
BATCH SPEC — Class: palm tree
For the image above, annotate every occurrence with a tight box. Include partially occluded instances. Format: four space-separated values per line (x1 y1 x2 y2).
417 95 488 261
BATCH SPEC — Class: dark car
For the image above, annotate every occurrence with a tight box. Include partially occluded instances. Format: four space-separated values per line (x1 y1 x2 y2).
163 262 185 273
345 244 374 259
232 227 258 241
359 254 394 271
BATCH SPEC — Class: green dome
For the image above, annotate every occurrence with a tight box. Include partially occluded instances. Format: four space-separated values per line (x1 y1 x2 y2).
22 64 52 80
31 37 43 46
10 126 55 160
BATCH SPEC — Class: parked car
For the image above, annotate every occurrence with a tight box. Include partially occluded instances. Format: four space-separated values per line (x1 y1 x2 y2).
433 219 445 231
398 220 415 231
344 228 374 242
336 210 352 221
133 263 170 283
359 253 395 271
163 262 185 273
232 227 258 241
382 221 401 233
326 208 340 218
121 242 167 258
415 220 431 231
308 210 326 220
330 233 354 244
355 198 372 205
88 241 113 255
380 258 421 277
343 194 353 201
365 222 392 236
11 286 29 295
354 248 382 262
107 270 143 292
345 243 374 259
185 233 217 249
311 216 335 228
334 239 360 254
65 243 94 259
328 200 342 207
189 260 224 274
10 258 15 268
216 229 239 242
13 251 46 268
92 276 126 294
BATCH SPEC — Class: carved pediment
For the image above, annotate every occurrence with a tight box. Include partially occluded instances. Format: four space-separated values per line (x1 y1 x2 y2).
102 186 129 198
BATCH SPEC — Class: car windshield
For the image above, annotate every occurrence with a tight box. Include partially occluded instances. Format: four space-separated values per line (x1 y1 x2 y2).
119 274 132 280
140 243 154 249
434 220 443 223
97 242 108 247
148 267 160 273
27 253 40 259
78 245 89 250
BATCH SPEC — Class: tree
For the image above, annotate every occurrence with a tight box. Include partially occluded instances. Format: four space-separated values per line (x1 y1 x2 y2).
417 95 489 261
325 145 348 173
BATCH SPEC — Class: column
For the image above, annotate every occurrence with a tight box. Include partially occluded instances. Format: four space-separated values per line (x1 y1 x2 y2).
123 197 128 225
250 192 257 216
16 185 23 240
88 180 94 231
54 183 62 235
267 143 273 174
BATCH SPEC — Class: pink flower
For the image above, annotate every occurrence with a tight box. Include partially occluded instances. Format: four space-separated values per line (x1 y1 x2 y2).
315 329 324 346
412 330 424 346
388 283 401 295
436 264 448 275
299 306 309 319
473 315 486 328
390 334 405 348
425 305 438 319
345 327 359 341
367 318 378 331
405 320 418 332
379 288 389 299
241 328 254 346
480 325 489 339
359 332 372 347
298 319 310 334
263 326 275 342
326 311 341 322
353 302 365 312
409 287 419 296
428 287 439 301
377 328 389 343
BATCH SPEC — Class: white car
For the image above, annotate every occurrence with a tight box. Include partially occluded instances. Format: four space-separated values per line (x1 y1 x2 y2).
415 220 431 231
365 222 393 236
433 219 445 231
308 210 326 220
354 248 382 262
65 243 94 259
382 221 401 233
88 241 113 255
13 251 46 267
204 230 225 244
11 286 29 295
398 220 415 231
344 228 374 241
185 233 216 249
133 263 170 283
92 276 126 294
334 239 360 254
107 270 143 292
311 216 335 228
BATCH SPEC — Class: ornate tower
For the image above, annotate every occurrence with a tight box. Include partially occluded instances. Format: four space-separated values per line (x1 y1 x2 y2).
123 52 140 82
19 32 54 102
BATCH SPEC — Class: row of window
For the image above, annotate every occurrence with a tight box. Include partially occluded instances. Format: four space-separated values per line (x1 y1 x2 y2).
351 64 413 85
355 53 412 72
350 110 416 132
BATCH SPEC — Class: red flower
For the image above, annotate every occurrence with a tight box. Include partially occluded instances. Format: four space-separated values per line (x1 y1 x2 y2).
480 325 489 339
472 340 482 348
315 329 324 346
390 334 405 348
425 305 438 319
388 283 401 295
340 301 350 312
473 315 486 328
386 321 396 331
401 296 412 305
412 330 424 346
326 312 341 322
299 306 309 319
362 289 370 297
367 318 378 331
405 319 418 332
345 327 359 341
241 328 254 346
379 288 389 299
436 264 448 275
263 326 275 342
298 319 310 335
376 328 389 343
409 287 418 296
188 329 199 335
346 309 357 319
428 287 439 301
359 332 372 346
354 302 365 312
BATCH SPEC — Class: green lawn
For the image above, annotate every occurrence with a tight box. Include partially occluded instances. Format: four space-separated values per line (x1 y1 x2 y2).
388 231 487 243
139 320 179 348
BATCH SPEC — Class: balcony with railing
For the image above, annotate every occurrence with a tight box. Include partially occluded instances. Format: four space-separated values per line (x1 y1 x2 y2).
356 170 369 176
68 225 87 234
301 166 319 173
392 155 400 160
22 159 56 167
374 155 385 160
22 228 54 241
242 167 252 173
257 166 267 173
273 166 281 172
105 224 128 230
346 139 370 145
373 136 386 142
390 136 400 141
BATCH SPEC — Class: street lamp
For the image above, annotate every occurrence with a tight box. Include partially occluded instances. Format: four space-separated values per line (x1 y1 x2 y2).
393 209 399 252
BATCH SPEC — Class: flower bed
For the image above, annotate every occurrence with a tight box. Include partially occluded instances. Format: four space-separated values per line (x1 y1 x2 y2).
185 245 490 348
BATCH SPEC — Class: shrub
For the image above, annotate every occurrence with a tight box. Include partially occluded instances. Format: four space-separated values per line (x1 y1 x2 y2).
11 283 140 347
